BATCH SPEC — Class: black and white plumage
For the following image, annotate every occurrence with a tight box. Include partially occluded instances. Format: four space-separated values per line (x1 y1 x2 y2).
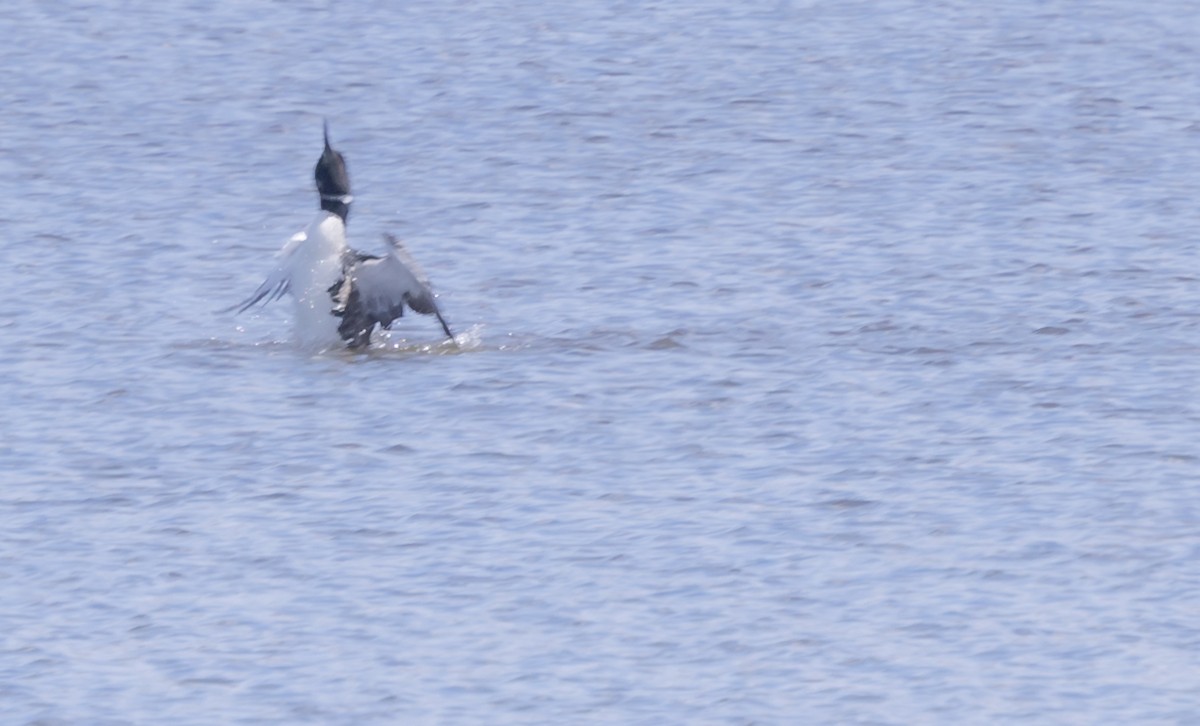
233 123 453 349
330 236 454 348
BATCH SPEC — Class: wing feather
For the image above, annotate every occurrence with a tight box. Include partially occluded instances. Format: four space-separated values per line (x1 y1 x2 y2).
335 235 453 340
226 230 307 314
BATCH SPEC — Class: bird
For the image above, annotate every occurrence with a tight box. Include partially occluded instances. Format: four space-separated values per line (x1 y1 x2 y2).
231 123 454 350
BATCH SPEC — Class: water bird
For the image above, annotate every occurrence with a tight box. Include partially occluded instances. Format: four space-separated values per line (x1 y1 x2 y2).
231 123 454 349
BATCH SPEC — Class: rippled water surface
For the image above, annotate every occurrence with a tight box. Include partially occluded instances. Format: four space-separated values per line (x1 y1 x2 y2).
3 1 1199 723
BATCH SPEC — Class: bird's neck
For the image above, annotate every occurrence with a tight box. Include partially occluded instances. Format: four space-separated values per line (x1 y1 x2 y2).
320 199 349 223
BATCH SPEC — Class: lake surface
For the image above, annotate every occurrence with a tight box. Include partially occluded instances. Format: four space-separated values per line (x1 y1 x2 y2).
2 0 1199 723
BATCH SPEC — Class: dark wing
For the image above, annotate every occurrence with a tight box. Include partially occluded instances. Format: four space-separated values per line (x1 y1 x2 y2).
331 235 453 345
225 230 306 313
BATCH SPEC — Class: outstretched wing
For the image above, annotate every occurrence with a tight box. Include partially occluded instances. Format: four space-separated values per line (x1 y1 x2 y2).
332 235 453 343
226 230 307 313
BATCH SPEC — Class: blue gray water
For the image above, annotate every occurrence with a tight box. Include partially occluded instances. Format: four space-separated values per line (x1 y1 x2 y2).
2 1 1199 723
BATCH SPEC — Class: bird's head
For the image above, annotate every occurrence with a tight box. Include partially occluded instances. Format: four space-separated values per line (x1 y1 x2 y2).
315 121 352 222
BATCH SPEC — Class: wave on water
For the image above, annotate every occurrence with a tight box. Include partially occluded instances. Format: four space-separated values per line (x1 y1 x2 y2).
371 323 488 356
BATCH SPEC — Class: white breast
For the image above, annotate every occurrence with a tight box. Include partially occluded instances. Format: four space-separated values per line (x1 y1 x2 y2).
286 212 347 348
